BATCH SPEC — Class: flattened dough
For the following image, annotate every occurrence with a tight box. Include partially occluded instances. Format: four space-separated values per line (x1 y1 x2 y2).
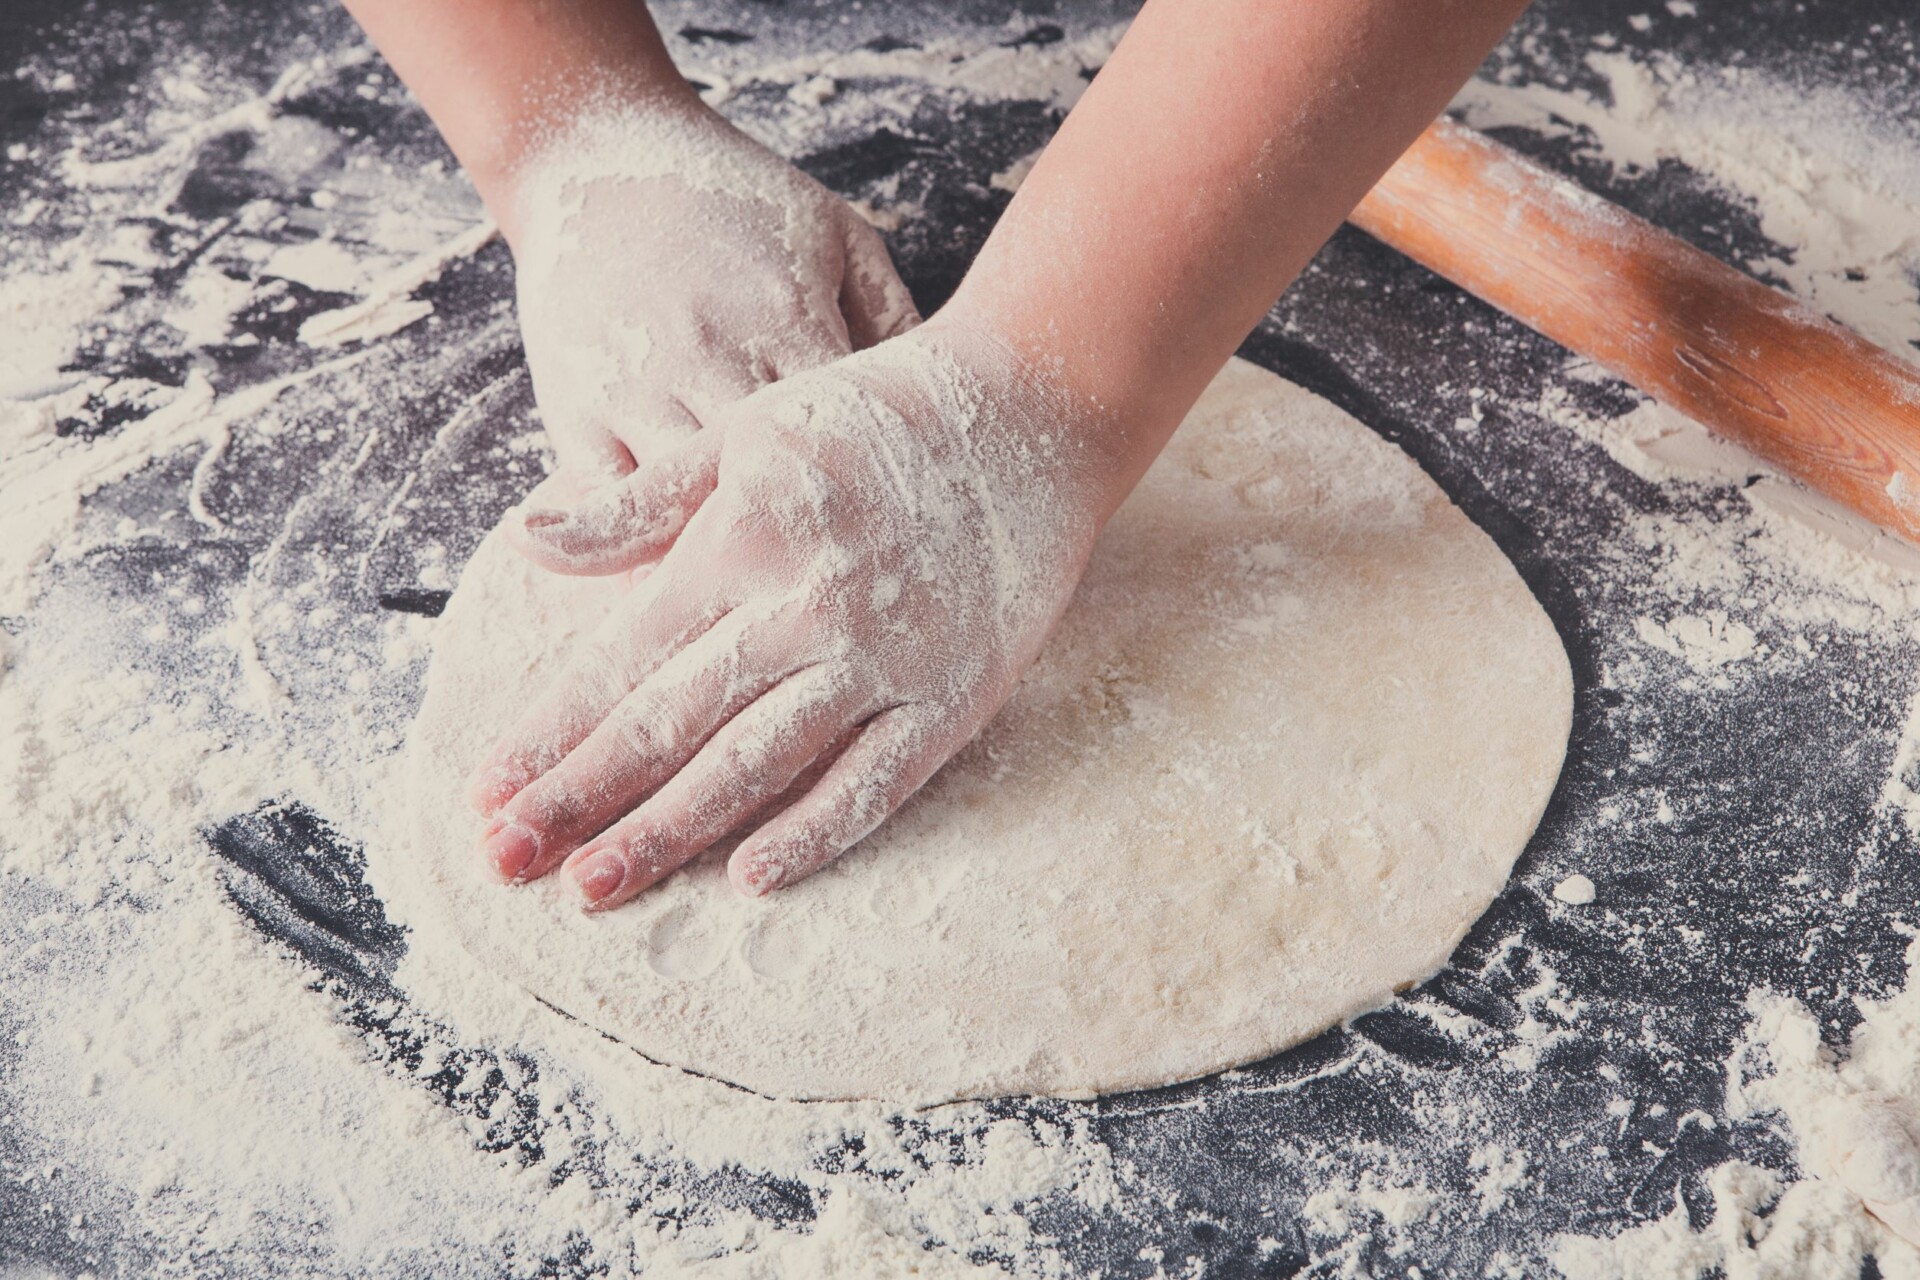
390 358 1573 1104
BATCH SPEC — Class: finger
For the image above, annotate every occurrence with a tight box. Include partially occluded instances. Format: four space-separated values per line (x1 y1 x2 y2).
540 467 614 510
765 325 851 382
837 215 920 349
533 384 664 483
478 604 809 882
562 669 869 911
610 395 703 467
528 320 697 479
552 428 638 484
511 432 723 576
675 355 767 423
740 720 862 827
727 706 955 897
463 561 722 815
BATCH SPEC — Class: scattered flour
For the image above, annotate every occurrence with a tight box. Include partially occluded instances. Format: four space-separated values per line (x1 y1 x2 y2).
683 26 1119 119
1554 1161 1911 1280
1470 26 1920 1276
1457 50 1920 354
4 4 1920 1276
295 218 498 348
1634 611 1760 674
1881 683 1920 836
1470 1143 1530 1214
1301 1165 1440 1279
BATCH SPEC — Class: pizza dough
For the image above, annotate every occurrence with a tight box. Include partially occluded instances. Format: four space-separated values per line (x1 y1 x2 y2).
389 358 1572 1105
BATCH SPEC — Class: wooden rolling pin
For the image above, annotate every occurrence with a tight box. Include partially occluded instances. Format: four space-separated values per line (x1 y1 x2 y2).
1350 117 1920 543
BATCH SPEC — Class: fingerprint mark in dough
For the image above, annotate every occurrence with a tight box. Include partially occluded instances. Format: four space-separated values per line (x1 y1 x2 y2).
864 869 939 927
645 906 731 980
742 916 820 980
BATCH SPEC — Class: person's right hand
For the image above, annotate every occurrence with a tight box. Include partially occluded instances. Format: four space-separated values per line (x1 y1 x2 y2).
507 101 919 485
466 319 1119 908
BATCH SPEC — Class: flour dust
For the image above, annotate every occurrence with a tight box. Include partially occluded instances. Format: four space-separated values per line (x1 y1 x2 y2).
4 2 1920 1276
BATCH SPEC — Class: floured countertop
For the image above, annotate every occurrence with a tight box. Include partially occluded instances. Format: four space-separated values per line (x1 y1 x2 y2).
4 0 1920 1276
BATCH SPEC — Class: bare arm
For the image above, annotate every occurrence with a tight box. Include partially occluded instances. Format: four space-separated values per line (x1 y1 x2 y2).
336 0 694 239
948 0 1533 514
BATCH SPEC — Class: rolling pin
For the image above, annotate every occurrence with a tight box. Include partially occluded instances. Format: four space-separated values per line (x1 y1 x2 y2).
1349 117 1920 543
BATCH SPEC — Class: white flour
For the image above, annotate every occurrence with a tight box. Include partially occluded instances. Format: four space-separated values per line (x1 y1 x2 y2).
2 4 1919 1276
1457 47 1920 353
1459 26 1920 1280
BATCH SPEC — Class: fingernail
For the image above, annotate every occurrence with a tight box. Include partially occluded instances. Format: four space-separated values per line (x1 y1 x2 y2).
481 820 540 882
465 766 506 813
521 508 570 531
734 859 781 898
571 850 627 908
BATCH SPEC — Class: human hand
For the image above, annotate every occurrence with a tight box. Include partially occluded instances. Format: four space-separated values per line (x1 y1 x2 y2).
466 320 1117 909
509 101 919 482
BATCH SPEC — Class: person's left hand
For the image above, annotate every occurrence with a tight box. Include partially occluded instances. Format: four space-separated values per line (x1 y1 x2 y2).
508 101 920 486
465 319 1116 909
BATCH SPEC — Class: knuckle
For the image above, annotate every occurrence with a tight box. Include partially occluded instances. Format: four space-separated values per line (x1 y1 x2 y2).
597 827 649 866
504 776 562 834
836 771 897 833
570 667 630 717
660 688 715 748
615 677 713 763
504 733 567 784
616 824 682 877
721 716 789 780
573 633 639 696
610 696 666 761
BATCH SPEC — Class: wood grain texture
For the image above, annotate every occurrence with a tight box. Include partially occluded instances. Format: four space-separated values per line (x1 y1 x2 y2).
1352 118 1920 542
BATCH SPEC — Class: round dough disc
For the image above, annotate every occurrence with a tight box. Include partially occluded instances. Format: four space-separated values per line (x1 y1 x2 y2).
391 358 1572 1104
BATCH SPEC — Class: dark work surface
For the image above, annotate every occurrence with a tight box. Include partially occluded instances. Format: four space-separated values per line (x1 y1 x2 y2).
3 0 1918 1276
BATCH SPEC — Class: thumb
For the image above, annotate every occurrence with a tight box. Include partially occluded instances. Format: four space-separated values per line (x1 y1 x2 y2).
838 215 921 349
509 431 722 576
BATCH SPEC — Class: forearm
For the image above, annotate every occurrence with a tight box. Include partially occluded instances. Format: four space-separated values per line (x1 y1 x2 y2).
338 0 701 237
946 0 1531 511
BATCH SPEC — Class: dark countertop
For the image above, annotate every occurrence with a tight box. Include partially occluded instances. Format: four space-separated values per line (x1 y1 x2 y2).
3 1 1917 1275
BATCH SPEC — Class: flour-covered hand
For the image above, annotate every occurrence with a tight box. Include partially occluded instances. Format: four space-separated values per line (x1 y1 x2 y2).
467 322 1114 909
510 102 918 489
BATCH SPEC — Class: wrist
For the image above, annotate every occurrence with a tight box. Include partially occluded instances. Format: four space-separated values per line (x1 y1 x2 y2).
486 79 714 248
929 293 1184 524
913 304 1143 526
